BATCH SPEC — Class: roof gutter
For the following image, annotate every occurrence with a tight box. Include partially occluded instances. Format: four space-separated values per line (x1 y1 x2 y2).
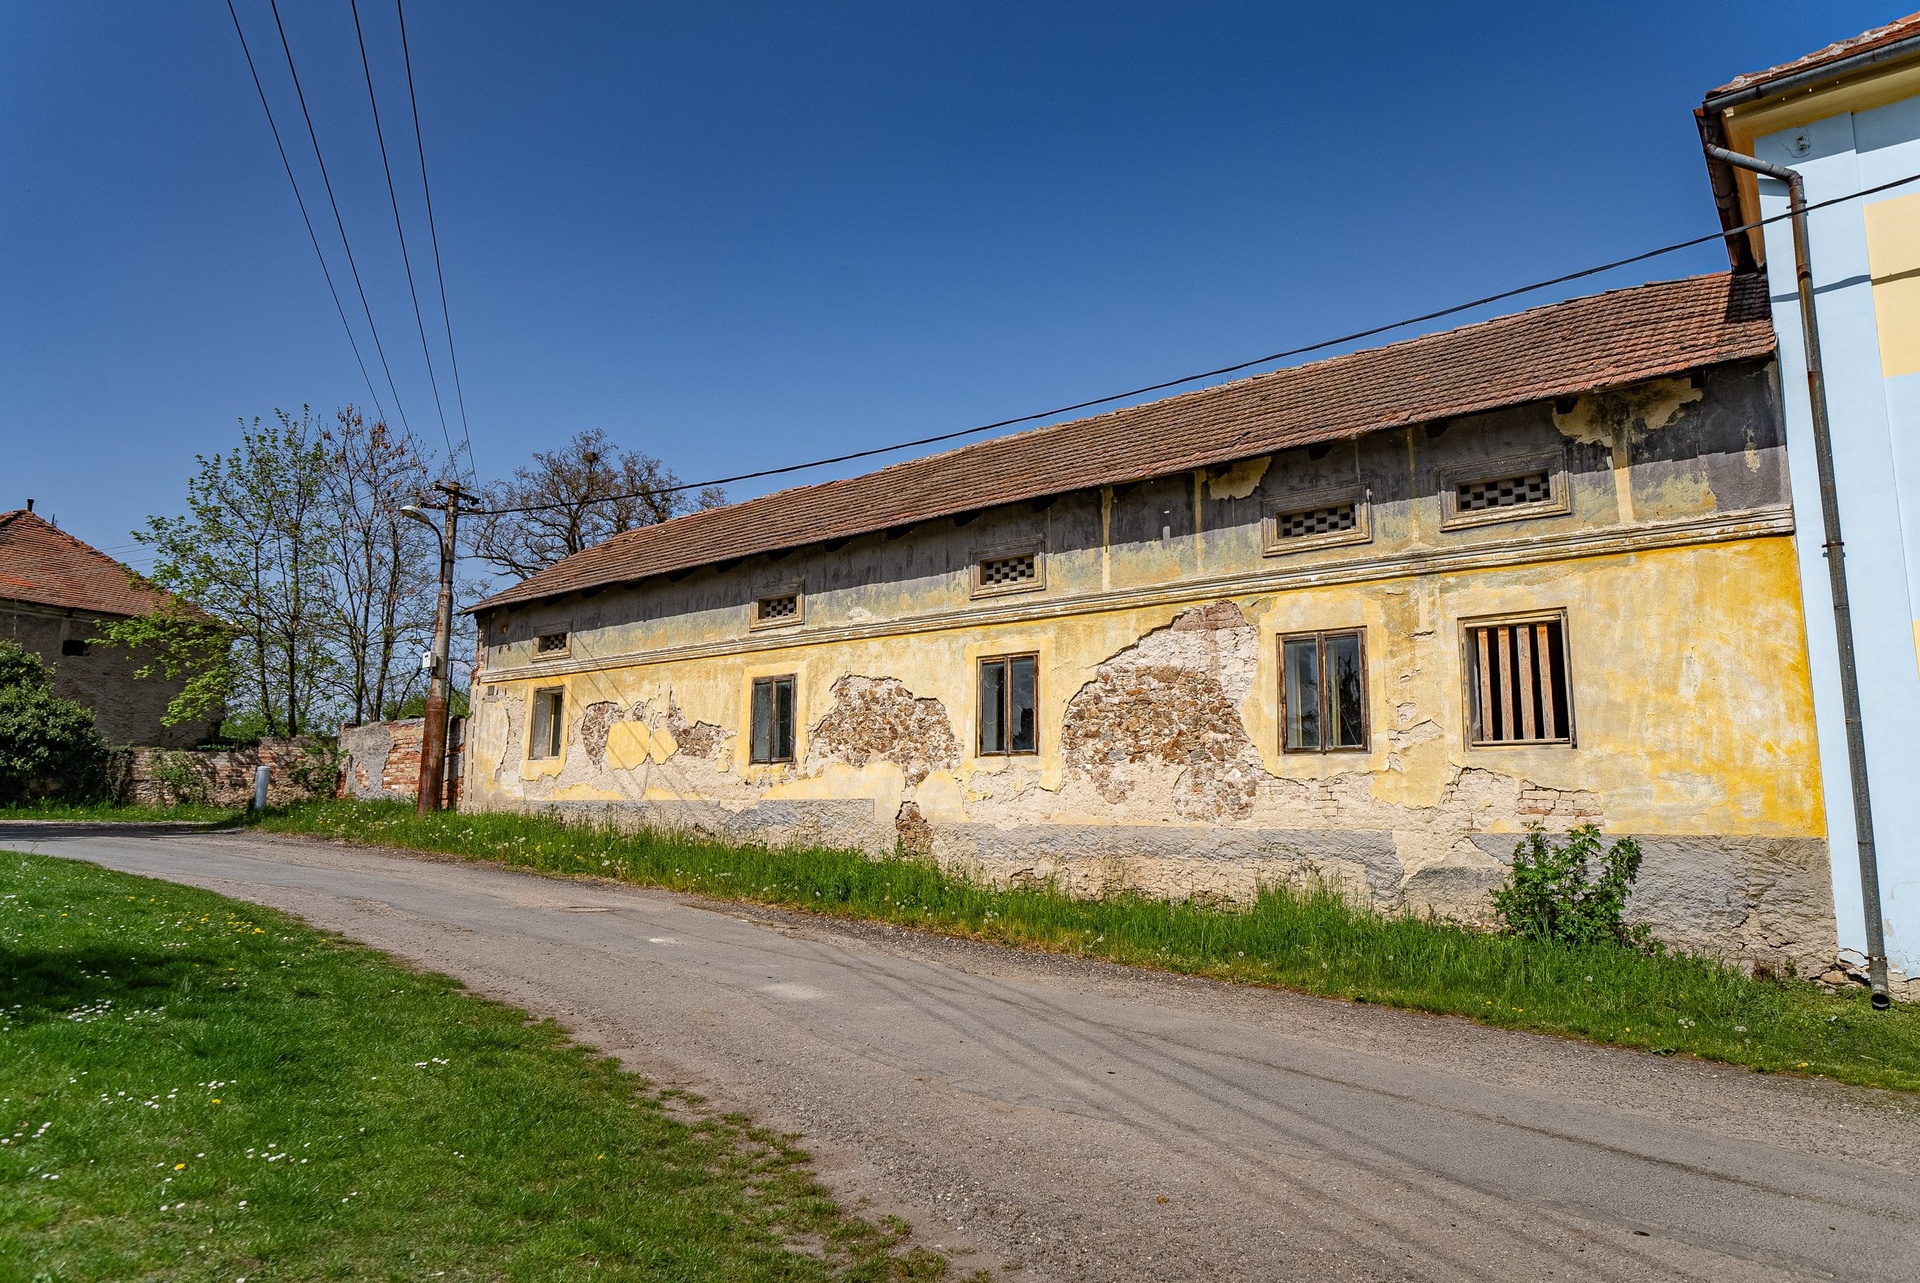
1697 32 1920 273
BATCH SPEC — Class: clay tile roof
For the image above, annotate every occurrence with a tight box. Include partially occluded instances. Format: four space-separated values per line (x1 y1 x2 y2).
475 271 1775 613
1707 11 1920 99
0 510 174 618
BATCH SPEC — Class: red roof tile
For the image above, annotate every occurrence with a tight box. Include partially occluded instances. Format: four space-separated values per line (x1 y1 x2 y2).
1707 12 1920 100
476 271 1775 613
0 510 173 618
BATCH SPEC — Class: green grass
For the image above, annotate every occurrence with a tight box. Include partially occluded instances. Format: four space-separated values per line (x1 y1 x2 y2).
0 850 956 1281
264 800 1920 1095
0 800 245 825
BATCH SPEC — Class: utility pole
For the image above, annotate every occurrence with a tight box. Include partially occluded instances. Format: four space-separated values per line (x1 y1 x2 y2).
401 481 471 816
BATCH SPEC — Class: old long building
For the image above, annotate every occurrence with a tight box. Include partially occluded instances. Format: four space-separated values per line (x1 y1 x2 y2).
465 269 1839 972
0 505 216 748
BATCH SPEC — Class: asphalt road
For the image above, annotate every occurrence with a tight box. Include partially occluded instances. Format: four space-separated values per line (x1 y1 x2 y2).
8 823 1919 1281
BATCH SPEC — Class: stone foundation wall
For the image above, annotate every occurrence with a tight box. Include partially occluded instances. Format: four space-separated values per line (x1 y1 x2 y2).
128 739 331 808
476 794 1836 976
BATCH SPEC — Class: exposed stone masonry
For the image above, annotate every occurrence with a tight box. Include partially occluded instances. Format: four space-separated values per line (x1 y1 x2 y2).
807 675 959 787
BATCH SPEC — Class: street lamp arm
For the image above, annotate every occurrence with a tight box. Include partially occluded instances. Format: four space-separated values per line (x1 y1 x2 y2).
398 505 445 550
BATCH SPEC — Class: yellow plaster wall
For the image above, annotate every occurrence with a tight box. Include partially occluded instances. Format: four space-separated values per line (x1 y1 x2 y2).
1865 191 1920 378
467 535 1822 842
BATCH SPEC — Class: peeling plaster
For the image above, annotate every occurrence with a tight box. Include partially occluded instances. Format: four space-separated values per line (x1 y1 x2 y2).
806 674 959 787
1206 455 1271 500
1060 601 1265 820
1552 377 1704 447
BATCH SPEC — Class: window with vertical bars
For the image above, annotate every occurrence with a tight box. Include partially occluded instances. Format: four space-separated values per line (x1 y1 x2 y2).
1465 618 1572 745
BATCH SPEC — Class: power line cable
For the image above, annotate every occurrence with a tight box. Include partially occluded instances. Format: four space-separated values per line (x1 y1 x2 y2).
395 0 476 480
475 166 1920 518
223 0 389 424
265 0 414 436
349 0 458 467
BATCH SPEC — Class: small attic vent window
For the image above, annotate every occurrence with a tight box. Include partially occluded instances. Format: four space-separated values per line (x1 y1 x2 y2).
1441 453 1570 531
1273 502 1357 540
535 632 569 655
1261 488 1370 556
753 593 801 628
1458 471 1553 513
975 552 1039 595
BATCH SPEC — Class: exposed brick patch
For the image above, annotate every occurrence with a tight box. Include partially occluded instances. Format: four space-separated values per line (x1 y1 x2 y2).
806 675 958 787
1060 601 1264 821
1518 786 1604 821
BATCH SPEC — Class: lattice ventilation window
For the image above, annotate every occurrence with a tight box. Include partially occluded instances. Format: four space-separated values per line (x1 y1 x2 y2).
976 551 1039 593
756 593 799 625
1457 471 1553 513
535 632 570 655
1273 502 1358 540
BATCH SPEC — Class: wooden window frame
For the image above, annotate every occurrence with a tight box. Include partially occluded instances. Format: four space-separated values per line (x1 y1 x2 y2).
1439 450 1571 531
970 543 1045 600
750 586 805 631
528 687 565 760
977 653 1040 757
1279 629 1370 754
1460 610 1576 747
750 674 798 765
1261 485 1372 556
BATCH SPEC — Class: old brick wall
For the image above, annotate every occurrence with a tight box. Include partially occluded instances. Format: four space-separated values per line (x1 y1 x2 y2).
337 717 464 806
128 739 329 807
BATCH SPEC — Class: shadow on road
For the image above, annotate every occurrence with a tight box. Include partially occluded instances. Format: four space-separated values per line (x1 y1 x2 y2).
0 821 241 841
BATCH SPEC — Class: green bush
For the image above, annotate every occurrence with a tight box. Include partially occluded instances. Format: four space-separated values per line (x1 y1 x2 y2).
144 747 212 805
0 641 108 803
285 735 343 797
1491 823 1648 949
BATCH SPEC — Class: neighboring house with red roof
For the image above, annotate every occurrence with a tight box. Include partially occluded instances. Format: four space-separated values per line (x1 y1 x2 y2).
0 505 217 747
460 268 1837 974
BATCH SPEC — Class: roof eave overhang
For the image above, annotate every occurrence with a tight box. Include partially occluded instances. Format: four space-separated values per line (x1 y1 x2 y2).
468 345 1775 617
1698 32 1920 271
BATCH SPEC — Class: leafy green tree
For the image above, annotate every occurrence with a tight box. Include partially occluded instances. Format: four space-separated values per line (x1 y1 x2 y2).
124 410 336 736
0 641 107 803
315 406 439 724
1491 824 1648 949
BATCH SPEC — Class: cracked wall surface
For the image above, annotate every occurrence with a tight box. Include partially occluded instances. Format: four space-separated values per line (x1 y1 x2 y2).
461 361 1837 972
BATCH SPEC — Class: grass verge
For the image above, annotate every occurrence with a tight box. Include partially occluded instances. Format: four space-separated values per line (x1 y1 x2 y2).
0 801 245 825
0 849 955 1281
263 800 1920 1094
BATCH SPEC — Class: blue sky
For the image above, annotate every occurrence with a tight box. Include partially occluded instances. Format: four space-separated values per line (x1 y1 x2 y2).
0 2 1899 568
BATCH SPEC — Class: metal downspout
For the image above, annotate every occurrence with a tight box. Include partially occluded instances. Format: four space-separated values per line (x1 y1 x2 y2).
1706 145 1892 1009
